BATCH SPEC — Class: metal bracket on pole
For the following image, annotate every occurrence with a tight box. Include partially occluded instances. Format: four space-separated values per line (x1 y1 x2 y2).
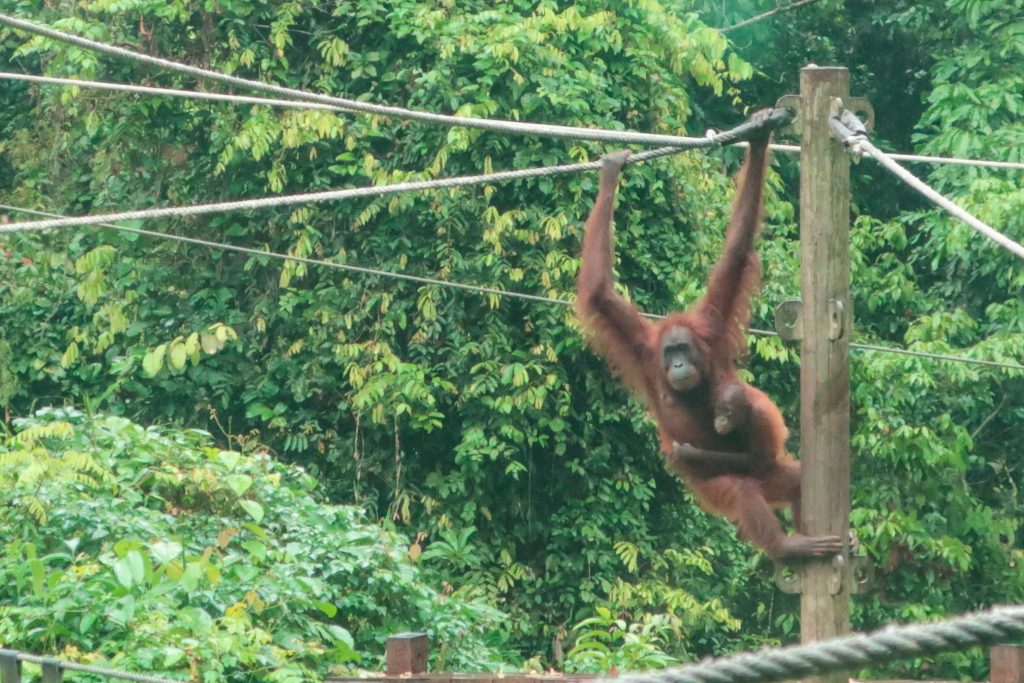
850 555 875 595
774 299 843 341
775 299 803 342
773 553 874 595
828 299 845 341
775 564 803 594
775 95 802 135
778 93 874 138
847 97 875 133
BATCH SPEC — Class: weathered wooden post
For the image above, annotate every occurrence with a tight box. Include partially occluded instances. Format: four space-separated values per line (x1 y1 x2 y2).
39 659 62 683
798 64 853 678
0 650 21 683
991 645 1024 683
386 632 429 675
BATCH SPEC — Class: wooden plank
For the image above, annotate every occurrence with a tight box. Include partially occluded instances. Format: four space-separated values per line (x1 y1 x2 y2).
386 632 430 675
991 646 1024 683
0 651 21 683
328 674 600 683
798 64 853 681
39 659 62 683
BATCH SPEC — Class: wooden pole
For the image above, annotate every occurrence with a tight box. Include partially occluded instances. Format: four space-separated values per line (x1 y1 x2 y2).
991 645 1024 683
0 651 21 683
386 632 429 675
39 660 62 683
798 64 852 673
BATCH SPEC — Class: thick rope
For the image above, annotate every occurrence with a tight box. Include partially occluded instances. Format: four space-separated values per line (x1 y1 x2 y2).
14 653 183 683
8 606 1024 683
0 107 796 233
0 14 716 149
826 110 1024 262
852 137 1024 260
0 146 683 234
881 150 1024 172
768 142 1024 171
613 605 1024 683
11 72 1024 172
6 72 1021 176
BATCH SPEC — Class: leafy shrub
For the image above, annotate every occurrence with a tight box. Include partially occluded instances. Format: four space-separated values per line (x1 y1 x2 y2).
0 408 515 680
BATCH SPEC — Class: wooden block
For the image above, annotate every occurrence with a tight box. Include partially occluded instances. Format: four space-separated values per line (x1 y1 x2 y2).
386 632 429 675
992 645 1024 683
0 650 21 683
40 659 62 683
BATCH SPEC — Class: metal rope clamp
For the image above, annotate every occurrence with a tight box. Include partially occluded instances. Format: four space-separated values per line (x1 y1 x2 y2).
776 93 875 137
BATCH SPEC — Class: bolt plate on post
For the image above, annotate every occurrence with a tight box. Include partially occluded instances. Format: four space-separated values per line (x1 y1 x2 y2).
777 94 872 138
850 555 874 595
775 554 873 596
775 95 802 135
828 299 845 340
847 97 875 133
775 299 803 342
829 554 845 595
774 564 803 594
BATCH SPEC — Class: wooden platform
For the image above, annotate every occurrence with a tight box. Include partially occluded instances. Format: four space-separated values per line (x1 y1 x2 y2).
327 634 1024 683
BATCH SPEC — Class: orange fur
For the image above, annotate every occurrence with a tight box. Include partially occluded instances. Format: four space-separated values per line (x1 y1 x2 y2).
576 132 819 560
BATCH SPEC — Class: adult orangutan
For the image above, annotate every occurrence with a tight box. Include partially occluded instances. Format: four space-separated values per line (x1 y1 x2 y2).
575 111 840 561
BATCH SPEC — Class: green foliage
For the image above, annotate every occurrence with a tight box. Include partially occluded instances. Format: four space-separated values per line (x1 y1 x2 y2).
0 409 512 679
564 607 680 673
1 0 763 666
2 0 1024 677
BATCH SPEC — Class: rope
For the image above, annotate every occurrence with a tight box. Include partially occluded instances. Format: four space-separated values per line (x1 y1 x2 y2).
0 14 719 150
0 204 571 306
719 0 825 32
0 106 795 232
853 137 1024 260
770 142 1024 171
0 72 343 112
827 111 1024 262
0 146 683 234
7 606 1024 683
881 151 1024 172
745 326 1024 372
14 653 183 683
4 204 1023 373
9 73 1024 172
845 340 1024 371
613 605 1024 683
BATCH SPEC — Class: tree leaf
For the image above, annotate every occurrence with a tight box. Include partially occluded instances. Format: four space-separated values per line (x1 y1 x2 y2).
239 500 265 523
142 344 167 377
224 474 253 497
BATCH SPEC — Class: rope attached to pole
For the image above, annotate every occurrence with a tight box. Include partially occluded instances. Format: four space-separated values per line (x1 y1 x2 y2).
0 147 680 234
4 201 1022 373
4 606 1024 683
7 73 1024 171
614 605 1024 683
829 108 1024 261
0 152 664 234
0 13 715 149
0 108 794 234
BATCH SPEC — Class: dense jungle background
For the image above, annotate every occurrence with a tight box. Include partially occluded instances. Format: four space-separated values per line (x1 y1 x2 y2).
2 0 1024 681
